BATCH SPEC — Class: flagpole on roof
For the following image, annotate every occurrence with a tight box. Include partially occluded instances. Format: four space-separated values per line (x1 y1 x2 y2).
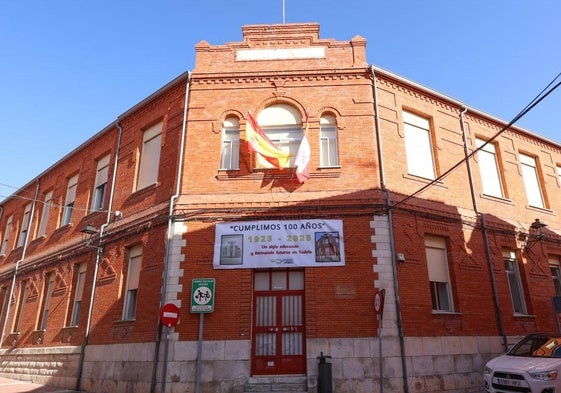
282 0 286 24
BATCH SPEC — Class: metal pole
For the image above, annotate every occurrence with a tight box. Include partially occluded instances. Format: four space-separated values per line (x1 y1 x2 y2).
195 313 204 393
378 314 384 393
160 325 170 393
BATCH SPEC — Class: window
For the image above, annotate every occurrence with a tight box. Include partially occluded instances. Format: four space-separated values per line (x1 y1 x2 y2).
0 287 9 333
39 272 55 330
36 191 53 238
91 155 110 212
520 153 545 208
17 204 32 248
220 117 240 170
0 216 13 255
425 235 453 312
61 174 78 226
550 256 561 297
558 165 561 186
13 280 28 332
70 264 87 326
319 115 339 167
255 105 302 169
137 122 162 190
476 138 504 198
123 245 142 320
403 111 436 179
504 250 527 314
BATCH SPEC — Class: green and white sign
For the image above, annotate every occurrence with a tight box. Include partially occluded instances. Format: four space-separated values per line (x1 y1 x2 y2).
190 278 215 313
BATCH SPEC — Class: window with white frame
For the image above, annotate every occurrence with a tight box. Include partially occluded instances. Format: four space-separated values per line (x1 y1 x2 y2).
61 174 78 226
255 104 302 169
70 264 87 326
475 138 504 198
39 272 55 330
137 122 162 190
17 204 32 248
13 280 28 332
550 256 561 297
319 114 339 167
519 153 545 208
220 117 240 170
425 235 453 312
503 250 527 314
123 245 142 320
0 216 13 256
36 191 52 238
403 111 436 179
91 155 110 212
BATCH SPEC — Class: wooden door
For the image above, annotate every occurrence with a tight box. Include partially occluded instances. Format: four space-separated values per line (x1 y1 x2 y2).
252 270 306 375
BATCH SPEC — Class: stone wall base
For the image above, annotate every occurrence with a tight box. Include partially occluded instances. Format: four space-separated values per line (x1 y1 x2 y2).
0 345 81 390
0 336 506 393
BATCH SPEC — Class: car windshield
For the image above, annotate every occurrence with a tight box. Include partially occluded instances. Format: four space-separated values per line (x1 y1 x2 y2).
508 334 561 358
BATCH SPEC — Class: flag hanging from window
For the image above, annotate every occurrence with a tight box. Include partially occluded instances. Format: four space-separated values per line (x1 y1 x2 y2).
294 111 310 183
245 113 290 169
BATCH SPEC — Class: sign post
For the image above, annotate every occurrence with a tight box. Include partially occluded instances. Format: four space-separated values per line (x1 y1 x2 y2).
159 303 181 393
375 289 386 393
191 279 215 393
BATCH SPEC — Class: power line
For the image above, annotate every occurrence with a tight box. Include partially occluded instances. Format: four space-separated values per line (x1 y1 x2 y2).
389 72 561 211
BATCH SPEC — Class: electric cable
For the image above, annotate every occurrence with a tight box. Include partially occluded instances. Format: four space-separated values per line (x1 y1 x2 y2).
389 72 561 212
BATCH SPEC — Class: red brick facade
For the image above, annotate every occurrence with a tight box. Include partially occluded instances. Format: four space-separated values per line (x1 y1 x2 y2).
1 22 561 393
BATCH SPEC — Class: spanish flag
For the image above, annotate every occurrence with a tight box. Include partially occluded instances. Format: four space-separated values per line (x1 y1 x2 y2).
246 113 290 169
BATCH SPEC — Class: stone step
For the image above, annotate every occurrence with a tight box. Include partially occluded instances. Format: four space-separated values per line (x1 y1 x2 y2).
244 376 308 393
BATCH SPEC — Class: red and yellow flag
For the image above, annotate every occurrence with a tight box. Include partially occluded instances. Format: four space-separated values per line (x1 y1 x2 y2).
246 113 290 169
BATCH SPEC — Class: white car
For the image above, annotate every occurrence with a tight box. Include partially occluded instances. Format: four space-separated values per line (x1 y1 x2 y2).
484 333 561 393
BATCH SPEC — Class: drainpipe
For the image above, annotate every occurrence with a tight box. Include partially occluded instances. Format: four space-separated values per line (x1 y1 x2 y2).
459 109 507 351
0 180 40 346
371 65 409 393
150 71 191 393
76 121 123 391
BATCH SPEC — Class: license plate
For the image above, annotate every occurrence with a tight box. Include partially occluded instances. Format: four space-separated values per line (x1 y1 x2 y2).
495 377 522 387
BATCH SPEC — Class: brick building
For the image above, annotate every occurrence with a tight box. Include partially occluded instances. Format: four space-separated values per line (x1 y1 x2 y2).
1 22 561 393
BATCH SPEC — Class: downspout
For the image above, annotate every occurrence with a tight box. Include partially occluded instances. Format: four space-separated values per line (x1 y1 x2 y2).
1 180 40 346
371 65 409 393
459 109 507 351
76 121 123 391
150 71 191 393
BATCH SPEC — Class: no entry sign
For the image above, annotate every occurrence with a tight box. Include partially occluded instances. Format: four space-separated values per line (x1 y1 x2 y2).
160 303 181 327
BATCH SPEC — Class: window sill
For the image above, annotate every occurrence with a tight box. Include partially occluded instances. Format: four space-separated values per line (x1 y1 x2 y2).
402 173 446 187
525 205 554 215
128 182 160 200
431 310 462 316
114 318 136 324
28 235 47 247
55 223 73 233
512 313 536 319
480 194 513 205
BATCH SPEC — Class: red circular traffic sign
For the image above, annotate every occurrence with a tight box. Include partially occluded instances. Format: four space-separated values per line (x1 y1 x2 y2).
374 290 385 315
160 303 181 327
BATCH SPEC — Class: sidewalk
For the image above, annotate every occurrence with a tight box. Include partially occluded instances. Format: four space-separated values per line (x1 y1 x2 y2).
0 377 80 393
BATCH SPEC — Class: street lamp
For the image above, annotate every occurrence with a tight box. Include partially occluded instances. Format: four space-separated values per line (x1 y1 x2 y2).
80 224 99 248
523 219 547 252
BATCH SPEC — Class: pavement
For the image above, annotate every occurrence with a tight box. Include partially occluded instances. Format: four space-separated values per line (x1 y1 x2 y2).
0 377 80 393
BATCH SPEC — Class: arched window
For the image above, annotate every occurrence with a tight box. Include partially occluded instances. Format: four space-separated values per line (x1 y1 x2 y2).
255 104 302 169
220 117 240 170
319 114 339 167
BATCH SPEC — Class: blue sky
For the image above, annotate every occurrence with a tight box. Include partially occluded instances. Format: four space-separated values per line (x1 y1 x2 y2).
1 0 560 198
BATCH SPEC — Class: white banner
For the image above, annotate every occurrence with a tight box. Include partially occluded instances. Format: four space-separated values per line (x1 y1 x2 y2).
213 219 345 269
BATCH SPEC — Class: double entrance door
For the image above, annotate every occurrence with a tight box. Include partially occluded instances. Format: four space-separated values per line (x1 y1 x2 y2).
252 270 306 375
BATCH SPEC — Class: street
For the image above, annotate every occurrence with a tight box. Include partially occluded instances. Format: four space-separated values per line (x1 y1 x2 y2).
0 377 80 393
